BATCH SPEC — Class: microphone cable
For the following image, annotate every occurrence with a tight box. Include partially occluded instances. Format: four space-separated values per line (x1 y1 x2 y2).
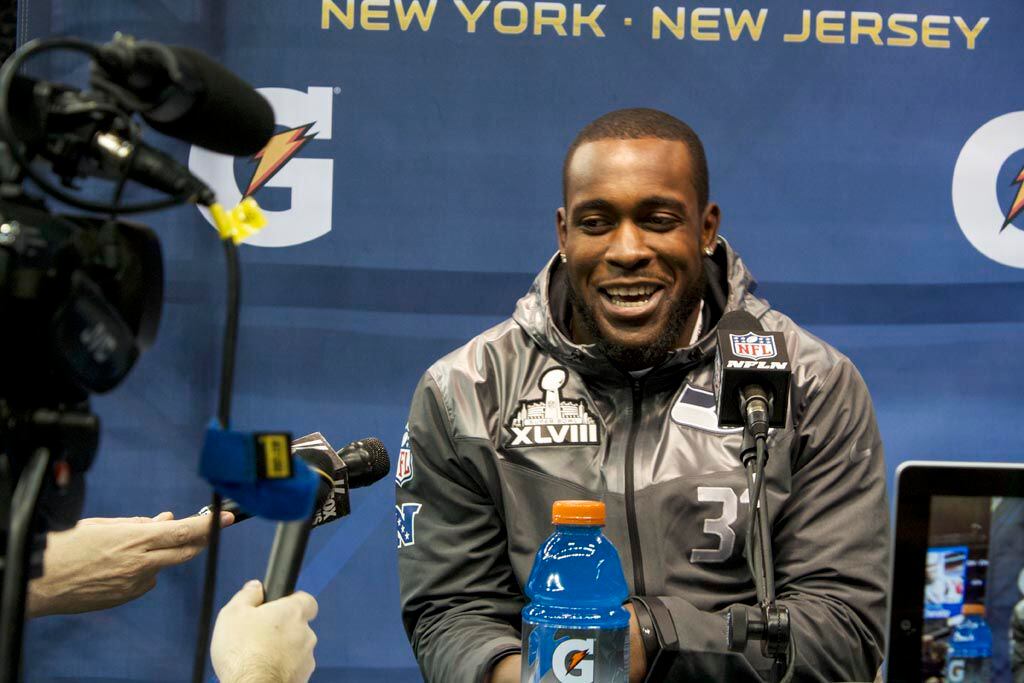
191 237 241 683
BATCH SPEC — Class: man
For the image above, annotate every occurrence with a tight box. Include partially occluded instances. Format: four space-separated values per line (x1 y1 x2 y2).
397 109 888 682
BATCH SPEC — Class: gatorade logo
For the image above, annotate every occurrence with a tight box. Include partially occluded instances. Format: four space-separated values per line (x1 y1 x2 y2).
552 638 594 682
188 86 335 247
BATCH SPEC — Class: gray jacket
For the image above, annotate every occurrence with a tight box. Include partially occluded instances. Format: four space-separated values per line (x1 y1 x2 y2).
1013 599 1024 683
396 242 889 682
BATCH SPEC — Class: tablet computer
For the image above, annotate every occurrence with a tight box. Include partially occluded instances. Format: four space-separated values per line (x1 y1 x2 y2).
887 461 1024 683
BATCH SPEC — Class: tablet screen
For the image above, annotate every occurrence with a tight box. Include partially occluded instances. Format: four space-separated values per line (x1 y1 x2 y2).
921 495 1024 683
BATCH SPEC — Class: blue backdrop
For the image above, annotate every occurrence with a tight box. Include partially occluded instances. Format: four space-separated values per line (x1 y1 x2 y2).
15 1 1024 680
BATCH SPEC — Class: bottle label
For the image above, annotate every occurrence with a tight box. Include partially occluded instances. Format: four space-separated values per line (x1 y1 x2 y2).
946 656 991 683
521 623 628 683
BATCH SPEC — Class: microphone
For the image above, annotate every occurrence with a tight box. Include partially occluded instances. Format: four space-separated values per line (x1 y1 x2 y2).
92 36 274 156
8 74 215 204
714 310 791 439
198 437 391 524
262 439 391 601
263 450 335 602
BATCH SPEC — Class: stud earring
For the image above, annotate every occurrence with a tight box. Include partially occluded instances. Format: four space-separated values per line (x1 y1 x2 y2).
704 245 714 256
559 252 567 263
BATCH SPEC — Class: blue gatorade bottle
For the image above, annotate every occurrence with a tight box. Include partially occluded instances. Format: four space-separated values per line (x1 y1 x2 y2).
945 603 993 683
521 500 630 683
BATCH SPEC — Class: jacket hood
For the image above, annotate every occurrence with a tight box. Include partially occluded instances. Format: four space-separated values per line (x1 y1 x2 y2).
511 237 770 378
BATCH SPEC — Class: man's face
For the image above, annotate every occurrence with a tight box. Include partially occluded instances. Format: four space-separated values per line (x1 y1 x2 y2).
557 138 719 368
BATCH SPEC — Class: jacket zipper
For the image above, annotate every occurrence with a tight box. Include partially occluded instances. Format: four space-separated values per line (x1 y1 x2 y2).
625 378 646 595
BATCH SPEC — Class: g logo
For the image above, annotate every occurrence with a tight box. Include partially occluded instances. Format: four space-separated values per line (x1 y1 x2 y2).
188 86 335 247
951 111 1024 268
552 638 594 682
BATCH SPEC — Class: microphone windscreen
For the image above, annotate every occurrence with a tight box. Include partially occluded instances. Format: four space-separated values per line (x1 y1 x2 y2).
142 46 274 157
718 309 762 333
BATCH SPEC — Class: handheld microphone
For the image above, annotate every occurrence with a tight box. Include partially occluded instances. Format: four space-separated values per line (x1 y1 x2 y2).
714 310 791 439
262 450 335 602
92 36 275 156
198 437 391 524
262 439 391 601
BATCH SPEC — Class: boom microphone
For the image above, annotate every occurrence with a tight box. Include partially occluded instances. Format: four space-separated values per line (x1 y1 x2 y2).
9 74 215 204
92 37 275 156
714 310 791 438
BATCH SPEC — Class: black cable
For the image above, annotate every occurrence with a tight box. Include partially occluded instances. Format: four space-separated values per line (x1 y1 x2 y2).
0 37 189 214
0 447 50 683
191 238 240 683
755 438 775 604
744 461 766 603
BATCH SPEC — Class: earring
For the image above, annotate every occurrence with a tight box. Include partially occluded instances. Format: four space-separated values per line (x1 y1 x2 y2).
704 245 714 256
559 252 567 263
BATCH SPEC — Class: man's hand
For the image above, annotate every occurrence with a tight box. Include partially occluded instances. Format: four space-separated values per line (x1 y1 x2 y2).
487 653 521 683
211 580 318 683
26 510 233 618
625 603 648 683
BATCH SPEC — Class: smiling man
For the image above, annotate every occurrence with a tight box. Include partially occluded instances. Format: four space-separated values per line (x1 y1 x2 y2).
397 109 888 682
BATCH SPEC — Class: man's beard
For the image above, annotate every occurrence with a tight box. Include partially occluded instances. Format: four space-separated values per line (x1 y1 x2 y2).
567 266 706 371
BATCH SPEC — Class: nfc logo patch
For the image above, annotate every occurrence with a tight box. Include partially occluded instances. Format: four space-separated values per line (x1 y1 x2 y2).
396 503 422 548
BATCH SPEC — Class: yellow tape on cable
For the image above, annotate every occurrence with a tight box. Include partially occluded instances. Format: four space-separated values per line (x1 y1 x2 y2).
209 197 268 245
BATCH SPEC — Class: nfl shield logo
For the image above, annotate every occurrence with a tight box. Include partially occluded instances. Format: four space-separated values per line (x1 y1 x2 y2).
730 332 777 360
396 447 413 486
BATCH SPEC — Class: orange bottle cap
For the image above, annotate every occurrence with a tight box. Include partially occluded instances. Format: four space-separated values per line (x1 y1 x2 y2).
552 500 606 526
962 604 986 616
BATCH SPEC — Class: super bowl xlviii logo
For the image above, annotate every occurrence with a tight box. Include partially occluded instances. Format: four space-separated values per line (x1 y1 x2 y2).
505 367 600 448
952 111 1024 268
730 332 777 360
188 86 336 247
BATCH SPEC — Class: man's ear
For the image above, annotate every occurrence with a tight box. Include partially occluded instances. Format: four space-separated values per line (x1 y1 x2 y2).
702 202 721 253
556 207 568 253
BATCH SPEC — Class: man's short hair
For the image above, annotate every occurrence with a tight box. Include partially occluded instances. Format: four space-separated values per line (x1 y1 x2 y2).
562 108 709 212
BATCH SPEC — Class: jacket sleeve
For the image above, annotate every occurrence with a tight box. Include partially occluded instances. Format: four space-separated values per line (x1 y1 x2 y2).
397 371 524 683
1013 601 1024 682
640 357 889 682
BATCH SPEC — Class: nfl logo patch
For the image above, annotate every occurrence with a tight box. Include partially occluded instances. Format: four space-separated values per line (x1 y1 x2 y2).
396 447 413 486
730 332 777 360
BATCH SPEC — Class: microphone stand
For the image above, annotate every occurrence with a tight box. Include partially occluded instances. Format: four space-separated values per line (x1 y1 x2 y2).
727 427 795 683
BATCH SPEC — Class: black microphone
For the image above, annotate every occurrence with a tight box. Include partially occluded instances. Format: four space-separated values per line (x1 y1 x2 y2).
92 37 274 156
714 310 791 439
92 130 215 205
262 440 391 601
262 450 335 602
198 437 391 524
8 74 215 204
